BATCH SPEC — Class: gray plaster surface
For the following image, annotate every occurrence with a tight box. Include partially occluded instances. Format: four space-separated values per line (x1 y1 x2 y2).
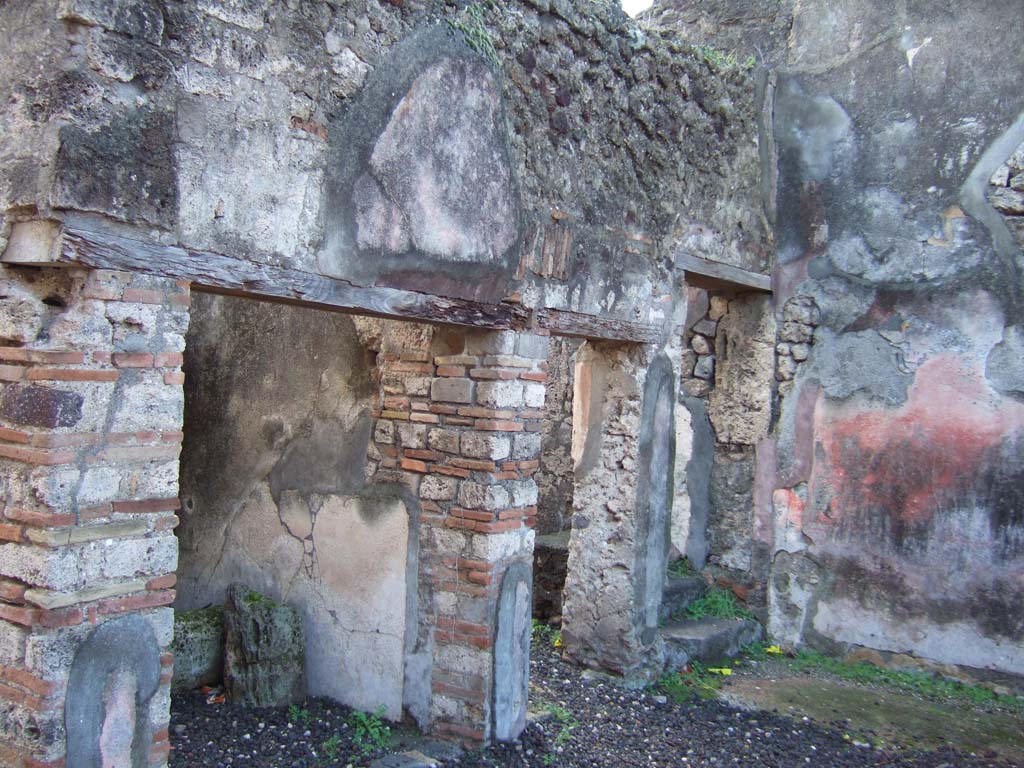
492 561 532 742
66 615 160 768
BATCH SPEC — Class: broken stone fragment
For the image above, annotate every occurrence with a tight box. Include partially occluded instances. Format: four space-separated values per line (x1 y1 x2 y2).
171 606 225 691
691 333 712 355
223 584 305 707
782 298 820 326
693 355 715 380
776 356 797 381
692 318 718 337
790 343 810 362
708 295 729 320
682 378 711 398
779 321 814 344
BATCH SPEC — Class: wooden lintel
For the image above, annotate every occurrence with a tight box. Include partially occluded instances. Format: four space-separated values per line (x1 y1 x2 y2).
535 307 661 344
57 225 529 330
675 253 772 293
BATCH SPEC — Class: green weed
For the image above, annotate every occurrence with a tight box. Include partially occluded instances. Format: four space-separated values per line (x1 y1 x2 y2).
349 706 392 756
447 3 499 67
684 587 754 621
321 734 341 760
658 661 722 702
288 703 311 725
532 620 562 649
696 44 756 71
542 704 579 765
666 558 696 578
787 650 1024 712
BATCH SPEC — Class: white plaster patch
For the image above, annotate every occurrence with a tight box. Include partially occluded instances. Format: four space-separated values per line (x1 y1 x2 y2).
302 495 409 719
812 597 1024 674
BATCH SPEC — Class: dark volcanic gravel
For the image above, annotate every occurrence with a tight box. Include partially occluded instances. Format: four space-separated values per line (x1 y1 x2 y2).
170 643 1019 768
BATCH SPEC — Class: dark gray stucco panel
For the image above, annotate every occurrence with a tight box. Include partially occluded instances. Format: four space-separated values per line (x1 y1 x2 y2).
492 560 533 742
66 615 161 768
633 354 676 645
321 24 522 304
683 396 713 569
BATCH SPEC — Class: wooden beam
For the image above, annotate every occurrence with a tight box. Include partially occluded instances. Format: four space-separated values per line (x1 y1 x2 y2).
12 222 666 342
675 253 771 293
57 225 529 330
535 307 661 344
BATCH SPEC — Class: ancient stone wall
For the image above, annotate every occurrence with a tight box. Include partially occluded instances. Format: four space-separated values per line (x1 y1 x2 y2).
0 0 765 326
0 0 774 760
0 264 186 767
647 0 1024 678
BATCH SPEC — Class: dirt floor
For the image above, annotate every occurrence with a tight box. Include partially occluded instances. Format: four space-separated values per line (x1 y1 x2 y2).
721 658 1024 765
169 641 1023 767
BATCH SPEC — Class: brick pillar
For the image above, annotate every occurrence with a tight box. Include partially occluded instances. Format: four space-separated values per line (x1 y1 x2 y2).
0 266 186 767
369 328 547 744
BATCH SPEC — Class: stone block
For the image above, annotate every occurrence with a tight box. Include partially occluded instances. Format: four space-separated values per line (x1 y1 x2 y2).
779 321 813 344
465 332 516 356
477 380 524 409
420 475 458 501
523 383 545 409
708 296 729 320
512 432 541 461
375 421 396 444
427 429 460 454
223 584 304 707
430 378 473 404
515 333 550 360
508 480 538 507
461 432 511 460
171 606 224 690
458 482 510 511
693 355 715 380
692 319 718 337
396 422 428 449
691 334 712 355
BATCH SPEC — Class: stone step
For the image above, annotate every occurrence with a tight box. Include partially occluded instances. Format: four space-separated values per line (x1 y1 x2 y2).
662 617 763 670
658 575 707 622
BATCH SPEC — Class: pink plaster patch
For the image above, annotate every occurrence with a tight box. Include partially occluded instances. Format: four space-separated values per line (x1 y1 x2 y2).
814 354 1024 527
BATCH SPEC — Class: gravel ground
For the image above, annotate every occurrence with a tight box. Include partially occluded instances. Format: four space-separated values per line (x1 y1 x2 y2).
169 643 1019 768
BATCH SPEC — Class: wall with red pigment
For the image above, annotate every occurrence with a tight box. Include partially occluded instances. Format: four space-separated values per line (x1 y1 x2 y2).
756 2 1024 677
645 0 1024 678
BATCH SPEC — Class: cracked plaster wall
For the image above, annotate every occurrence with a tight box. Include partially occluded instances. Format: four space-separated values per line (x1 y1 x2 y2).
176 293 416 719
648 0 1024 676
647 0 1024 675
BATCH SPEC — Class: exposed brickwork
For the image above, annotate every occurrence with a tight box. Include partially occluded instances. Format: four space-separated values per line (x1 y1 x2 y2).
0 267 185 767
367 329 548 742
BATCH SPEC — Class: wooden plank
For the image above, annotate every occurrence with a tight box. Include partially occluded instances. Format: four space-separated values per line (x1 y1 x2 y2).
675 252 771 293
39 223 665 342
535 307 661 344
58 225 529 330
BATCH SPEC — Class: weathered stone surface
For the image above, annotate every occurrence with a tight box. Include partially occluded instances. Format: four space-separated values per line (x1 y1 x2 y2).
708 295 775 446
986 325 1024 397
658 575 706 623
223 584 304 707
52 111 178 229
662 617 763 670
492 561 532 741
66 615 162 768
171 607 224 690
562 345 674 679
